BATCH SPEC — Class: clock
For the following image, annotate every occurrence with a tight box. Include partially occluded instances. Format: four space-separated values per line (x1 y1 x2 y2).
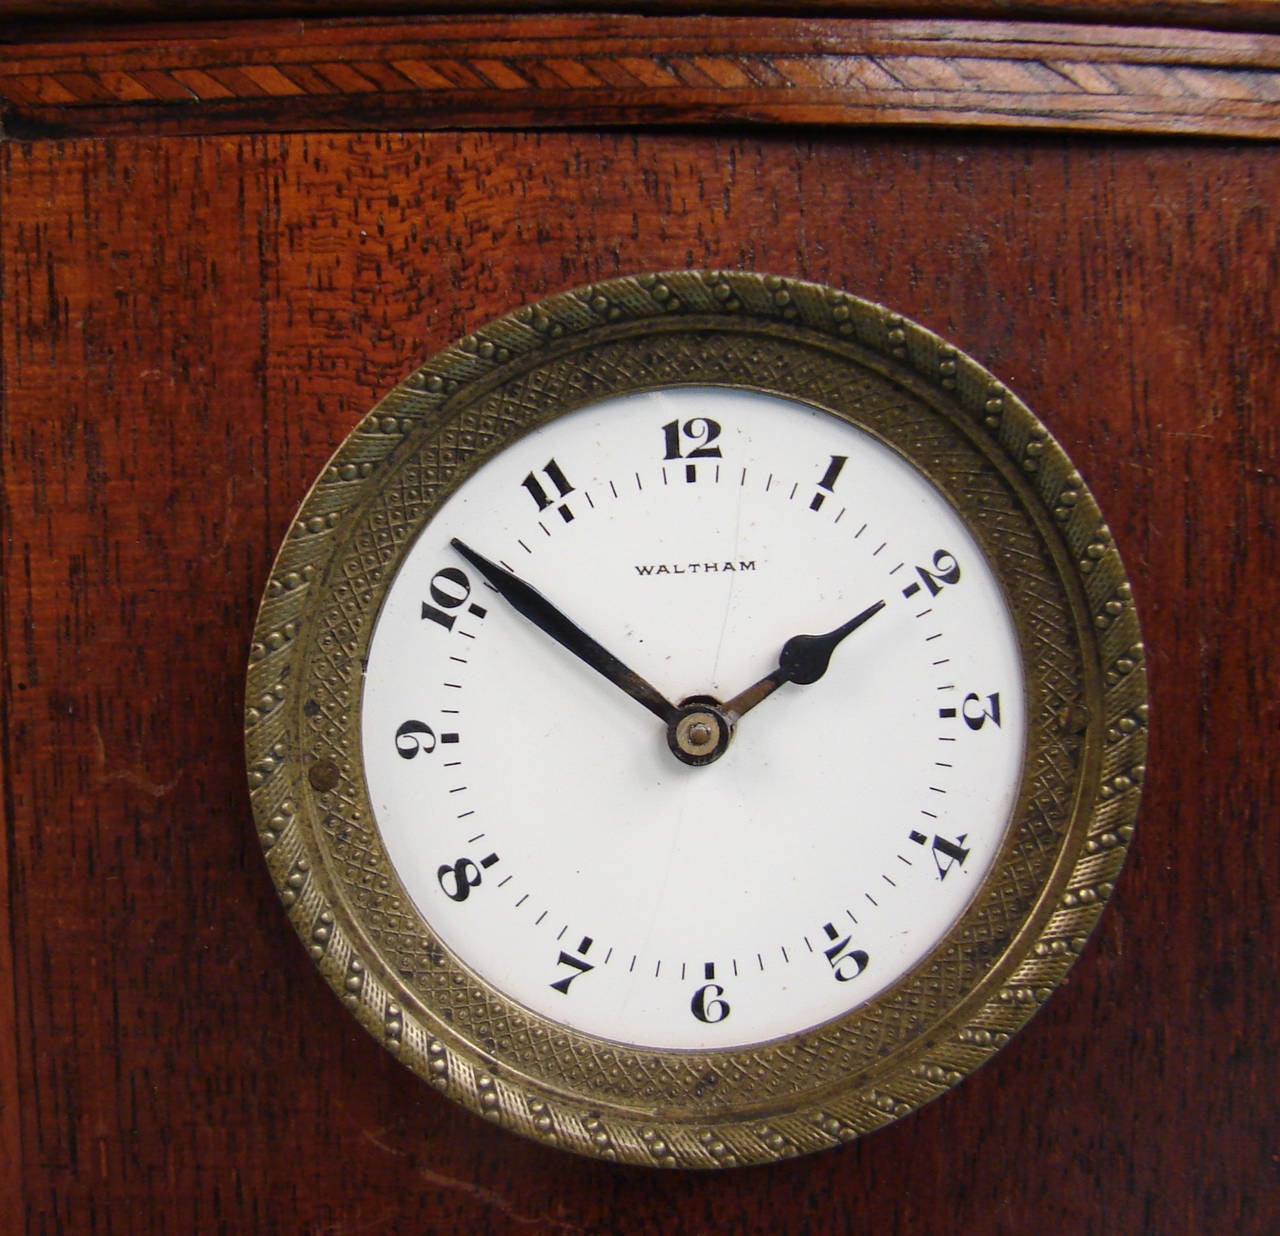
245 272 1146 1166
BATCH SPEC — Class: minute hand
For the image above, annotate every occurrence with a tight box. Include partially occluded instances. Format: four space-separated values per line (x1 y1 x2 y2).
723 599 886 719
451 539 679 724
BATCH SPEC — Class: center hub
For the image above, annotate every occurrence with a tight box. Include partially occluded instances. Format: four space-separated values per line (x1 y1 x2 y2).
667 697 735 766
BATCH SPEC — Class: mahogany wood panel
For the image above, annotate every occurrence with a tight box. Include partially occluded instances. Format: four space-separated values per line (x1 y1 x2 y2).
2 127 1277 1233
4 16 1280 140
6 0 1280 34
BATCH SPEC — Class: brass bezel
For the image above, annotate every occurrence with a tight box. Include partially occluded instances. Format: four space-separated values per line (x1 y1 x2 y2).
245 272 1146 1167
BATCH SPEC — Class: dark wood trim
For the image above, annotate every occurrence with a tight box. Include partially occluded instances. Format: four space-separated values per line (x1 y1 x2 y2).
0 198 21 1226
3 14 1280 140
0 206 19 1228
0 738 19 1236
4 2 1280 36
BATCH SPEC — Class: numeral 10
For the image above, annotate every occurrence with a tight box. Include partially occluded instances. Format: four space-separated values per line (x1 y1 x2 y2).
421 566 487 631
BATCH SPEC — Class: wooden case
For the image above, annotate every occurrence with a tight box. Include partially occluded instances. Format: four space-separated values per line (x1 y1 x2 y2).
1 3 1276 1231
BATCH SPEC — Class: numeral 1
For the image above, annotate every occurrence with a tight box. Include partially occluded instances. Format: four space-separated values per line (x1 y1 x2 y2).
810 455 848 511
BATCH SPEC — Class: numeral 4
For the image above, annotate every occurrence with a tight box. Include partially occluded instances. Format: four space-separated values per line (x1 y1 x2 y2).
910 831 971 880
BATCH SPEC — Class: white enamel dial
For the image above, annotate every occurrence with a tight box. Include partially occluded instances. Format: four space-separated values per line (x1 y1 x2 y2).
361 387 1026 1051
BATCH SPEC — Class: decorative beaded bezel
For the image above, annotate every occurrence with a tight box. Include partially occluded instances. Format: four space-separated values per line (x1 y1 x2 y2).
246 272 1146 1167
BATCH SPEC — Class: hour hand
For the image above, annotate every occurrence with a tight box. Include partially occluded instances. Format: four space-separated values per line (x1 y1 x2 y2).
723 599 886 719
451 539 679 724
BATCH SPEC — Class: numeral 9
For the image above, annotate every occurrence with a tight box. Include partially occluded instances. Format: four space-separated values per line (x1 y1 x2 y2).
394 720 436 759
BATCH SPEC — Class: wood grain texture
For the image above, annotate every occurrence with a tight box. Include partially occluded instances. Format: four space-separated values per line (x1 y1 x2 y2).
6 0 1280 35
0 362 20 1236
4 15 1280 139
2 127 1277 1232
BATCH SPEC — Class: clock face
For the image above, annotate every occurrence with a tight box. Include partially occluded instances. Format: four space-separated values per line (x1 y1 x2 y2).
361 387 1026 1050
246 273 1146 1166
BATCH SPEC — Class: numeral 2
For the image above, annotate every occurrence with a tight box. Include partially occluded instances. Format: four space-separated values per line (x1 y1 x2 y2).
901 549 961 599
